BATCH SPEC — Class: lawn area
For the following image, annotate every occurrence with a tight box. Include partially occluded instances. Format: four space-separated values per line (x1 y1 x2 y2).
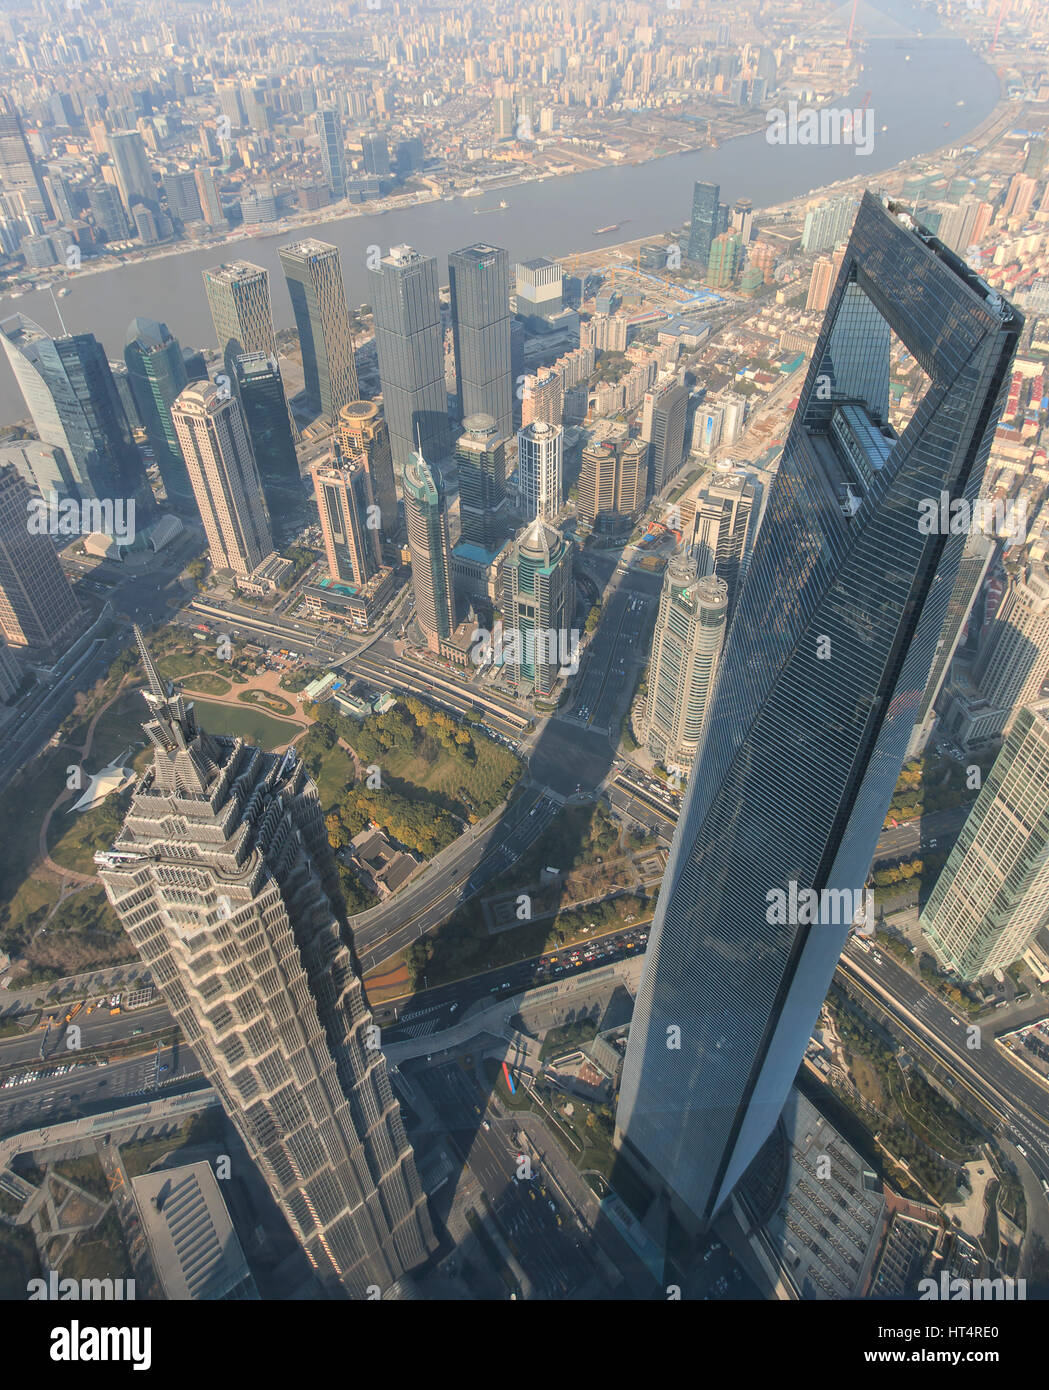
379 734 519 820
85 687 149 766
190 699 303 749
238 688 294 715
51 1154 111 1202
0 749 72 898
58 1207 132 1284
15 884 133 981
181 672 231 696
310 741 354 809
539 1018 598 1062
49 790 128 875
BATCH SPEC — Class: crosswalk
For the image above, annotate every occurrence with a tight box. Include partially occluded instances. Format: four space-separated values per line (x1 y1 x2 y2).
401 1017 439 1040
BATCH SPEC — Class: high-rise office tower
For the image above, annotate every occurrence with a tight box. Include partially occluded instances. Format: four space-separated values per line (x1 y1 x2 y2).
109 360 142 433
706 231 741 289
615 193 1021 1235
337 402 399 551
939 198 991 256
132 206 162 246
448 243 513 441
395 137 424 176
88 184 130 241
493 98 515 138
203 261 277 380
124 318 190 503
520 369 562 428
1 313 143 502
945 563 1049 746
1003 173 1038 225
921 701 1049 979
402 449 454 652
642 557 728 774
513 258 563 326
517 420 562 522
194 167 224 228
370 246 451 472
908 532 994 756
687 180 720 266
641 379 689 494
0 464 82 659
502 517 573 696
690 473 756 622
45 173 75 226
971 564 1049 725
278 239 358 422
806 256 835 313
21 234 56 269
317 110 346 199
361 132 391 178
163 171 203 225
454 414 508 549
312 449 382 587
578 437 648 533
171 382 273 577
801 194 857 253
97 630 436 1297
106 130 156 214
0 95 52 218
233 353 299 504
218 85 247 132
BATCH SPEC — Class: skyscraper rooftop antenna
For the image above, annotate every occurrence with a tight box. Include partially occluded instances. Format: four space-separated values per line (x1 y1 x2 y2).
48 285 68 337
134 623 168 703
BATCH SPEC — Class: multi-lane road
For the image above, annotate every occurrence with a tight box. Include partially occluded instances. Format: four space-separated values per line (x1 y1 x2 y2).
838 940 1049 1197
0 1039 201 1138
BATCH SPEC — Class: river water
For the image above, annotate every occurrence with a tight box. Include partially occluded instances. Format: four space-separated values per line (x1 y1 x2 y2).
0 1 998 421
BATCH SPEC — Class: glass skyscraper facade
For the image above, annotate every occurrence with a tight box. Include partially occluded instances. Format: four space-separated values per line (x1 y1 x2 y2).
615 193 1023 1232
402 449 454 652
317 110 346 199
234 352 300 508
370 246 451 472
1 313 144 503
124 317 191 503
448 243 513 442
454 413 508 549
686 180 720 267
203 261 278 381
920 701 1049 979
279 239 359 423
